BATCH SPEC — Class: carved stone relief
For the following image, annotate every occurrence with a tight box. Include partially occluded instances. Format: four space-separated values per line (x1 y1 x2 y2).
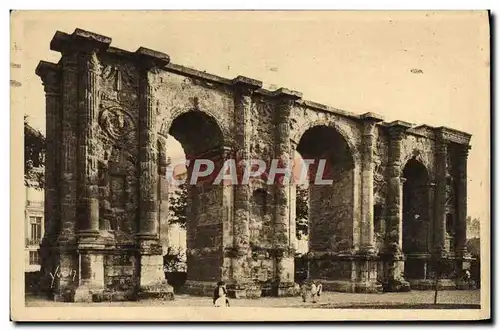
373 133 387 204
101 63 137 92
98 107 136 140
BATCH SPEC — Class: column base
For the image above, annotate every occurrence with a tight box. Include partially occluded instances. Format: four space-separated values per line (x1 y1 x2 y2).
385 278 411 292
276 282 299 297
184 280 219 297
227 282 262 299
74 283 105 303
138 252 175 301
354 281 383 293
138 282 175 301
53 288 77 302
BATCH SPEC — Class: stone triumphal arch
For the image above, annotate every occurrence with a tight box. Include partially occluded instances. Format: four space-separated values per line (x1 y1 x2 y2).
36 29 472 302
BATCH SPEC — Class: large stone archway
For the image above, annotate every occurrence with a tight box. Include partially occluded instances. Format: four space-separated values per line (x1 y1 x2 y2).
163 110 229 294
402 157 432 284
35 28 473 302
296 124 368 292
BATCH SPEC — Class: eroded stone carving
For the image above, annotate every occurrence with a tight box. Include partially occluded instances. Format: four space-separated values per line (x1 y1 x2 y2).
98 107 136 140
101 63 136 91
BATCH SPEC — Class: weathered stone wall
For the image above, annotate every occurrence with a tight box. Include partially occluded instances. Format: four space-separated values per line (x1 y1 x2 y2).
400 132 435 179
104 254 137 293
309 173 353 252
156 70 234 147
373 126 389 253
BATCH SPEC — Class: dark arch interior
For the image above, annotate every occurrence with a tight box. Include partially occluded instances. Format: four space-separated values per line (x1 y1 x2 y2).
296 125 355 265
297 125 354 178
402 157 430 279
403 158 429 184
169 110 224 158
165 110 226 282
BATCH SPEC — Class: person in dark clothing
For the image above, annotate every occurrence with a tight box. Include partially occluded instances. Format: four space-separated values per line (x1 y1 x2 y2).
213 281 230 307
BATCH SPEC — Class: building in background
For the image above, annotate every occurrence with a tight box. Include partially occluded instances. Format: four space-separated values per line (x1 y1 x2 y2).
25 171 44 273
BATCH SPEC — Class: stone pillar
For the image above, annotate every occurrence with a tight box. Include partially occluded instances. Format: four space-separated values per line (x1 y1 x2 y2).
221 146 235 286
434 133 448 257
455 144 471 258
59 50 79 245
360 113 384 254
427 182 436 254
47 29 114 301
35 61 61 295
229 76 262 298
138 66 158 238
272 88 302 296
52 48 81 301
36 62 61 243
77 50 101 234
135 47 174 300
69 36 111 302
385 121 411 292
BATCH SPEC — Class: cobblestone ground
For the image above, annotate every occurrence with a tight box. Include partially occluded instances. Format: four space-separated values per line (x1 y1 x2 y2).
25 290 480 308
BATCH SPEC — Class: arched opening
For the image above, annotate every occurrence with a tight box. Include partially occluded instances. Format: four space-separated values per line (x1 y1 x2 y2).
402 157 430 280
158 135 187 292
296 125 355 281
163 110 226 286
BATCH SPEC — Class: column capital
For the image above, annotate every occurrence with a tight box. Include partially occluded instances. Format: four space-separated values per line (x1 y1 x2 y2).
387 120 412 140
50 28 111 54
456 144 471 159
35 61 61 95
271 88 303 121
135 46 170 70
231 75 263 94
361 112 384 125
86 50 102 74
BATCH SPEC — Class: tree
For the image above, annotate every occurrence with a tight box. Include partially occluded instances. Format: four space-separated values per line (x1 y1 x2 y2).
24 115 45 189
296 184 309 239
163 246 187 273
168 182 188 229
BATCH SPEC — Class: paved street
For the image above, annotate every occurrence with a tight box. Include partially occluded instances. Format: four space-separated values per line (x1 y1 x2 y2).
25 290 480 309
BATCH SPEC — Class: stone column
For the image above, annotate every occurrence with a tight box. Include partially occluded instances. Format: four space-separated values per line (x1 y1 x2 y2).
427 182 436 253
135 47 174 300
59 50 79 245
455 144 470 258
434 133 448 257
138 68 158 237
77 50 102 235
360 113 384 254
49 29 113 301
221 146 235 285
229 76 262 298
35 61 61 295
272 88 302 296
385 121 411 292
36 62 61 244
70 37 111 302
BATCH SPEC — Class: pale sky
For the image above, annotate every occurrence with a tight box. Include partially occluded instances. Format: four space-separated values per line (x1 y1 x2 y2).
14 11 490 222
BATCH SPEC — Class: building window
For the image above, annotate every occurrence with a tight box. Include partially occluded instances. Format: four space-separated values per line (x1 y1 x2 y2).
29 216 42 244
29 251 39 265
